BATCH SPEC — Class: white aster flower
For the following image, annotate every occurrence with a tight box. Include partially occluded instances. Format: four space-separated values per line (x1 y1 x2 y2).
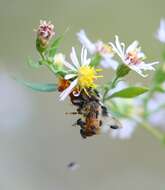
109 35 159 77
77 30 118 70
155 19 165 43
59 47 102 101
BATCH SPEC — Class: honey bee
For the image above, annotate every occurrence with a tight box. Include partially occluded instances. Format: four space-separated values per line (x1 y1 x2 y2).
69 88 122 138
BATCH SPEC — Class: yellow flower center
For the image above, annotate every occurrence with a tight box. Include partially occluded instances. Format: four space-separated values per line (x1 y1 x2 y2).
78 66 102 89
127 51 140 65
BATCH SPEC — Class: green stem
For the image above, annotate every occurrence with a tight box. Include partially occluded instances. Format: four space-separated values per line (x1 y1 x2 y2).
39 52 45 60
103 76 119 103
140 122 165 144
39 52 57 76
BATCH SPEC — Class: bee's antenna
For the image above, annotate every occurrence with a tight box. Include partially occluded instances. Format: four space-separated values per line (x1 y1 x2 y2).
65 112 79 115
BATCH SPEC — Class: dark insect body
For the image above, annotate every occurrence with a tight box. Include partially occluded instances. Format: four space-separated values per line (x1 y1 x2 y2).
69 89 122 138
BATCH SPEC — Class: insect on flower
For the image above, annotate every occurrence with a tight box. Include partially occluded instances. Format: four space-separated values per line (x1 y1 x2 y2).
109 35 159 77
68 88 122 138
59 46 103 101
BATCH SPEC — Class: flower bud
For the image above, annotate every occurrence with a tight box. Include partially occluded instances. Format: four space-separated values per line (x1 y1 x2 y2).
53 53 65 67
36 20 55 50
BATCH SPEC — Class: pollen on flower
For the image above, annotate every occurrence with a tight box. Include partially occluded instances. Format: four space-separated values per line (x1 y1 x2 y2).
126 51 141 65
78 66 102 89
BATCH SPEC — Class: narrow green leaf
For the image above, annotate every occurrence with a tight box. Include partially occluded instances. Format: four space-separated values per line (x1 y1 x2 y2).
16 79 57 92
49 36 63 57
108 86 149 99
27 57 41 68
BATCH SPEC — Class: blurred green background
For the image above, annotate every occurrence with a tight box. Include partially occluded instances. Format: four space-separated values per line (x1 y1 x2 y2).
0 0 165 190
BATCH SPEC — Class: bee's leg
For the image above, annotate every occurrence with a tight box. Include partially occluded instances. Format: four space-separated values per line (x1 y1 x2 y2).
77 107 83 114
93 89 100 97
80 129 87 139
96 110 99 118
110 125 119 129
76 118 86 128
72 99 84 106
99 120 103 126
101 106 108 116
65 112 79 115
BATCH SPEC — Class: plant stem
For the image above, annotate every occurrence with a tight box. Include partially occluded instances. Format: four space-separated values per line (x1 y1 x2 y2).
103 76 119 103
140 122 165 144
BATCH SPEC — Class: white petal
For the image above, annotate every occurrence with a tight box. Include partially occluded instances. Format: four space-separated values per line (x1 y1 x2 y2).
95 41 104 52
115 35 125 57
77 30 96 54
128 64 148 77
137 51 146 59
83 48 87 64
109 42 124 60
83 58 91 66
80 47 91 66
155 19 165 43
100 58 118 70
65 74 77 80
126 41 139 53
146 61 159 66
81 46 85 65
59 79 78 101
137 61 159 71
121 42 125 54
80 47 88 65
70 47 80 68
63 61 77 71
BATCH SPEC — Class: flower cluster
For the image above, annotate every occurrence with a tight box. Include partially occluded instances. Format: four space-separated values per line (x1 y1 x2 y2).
21 20 165 143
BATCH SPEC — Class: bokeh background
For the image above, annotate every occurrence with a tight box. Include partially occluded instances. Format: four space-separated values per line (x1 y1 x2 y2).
0 0 165 189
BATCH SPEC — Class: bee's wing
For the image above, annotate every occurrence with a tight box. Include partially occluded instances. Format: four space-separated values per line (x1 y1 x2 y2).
103 113 122 129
